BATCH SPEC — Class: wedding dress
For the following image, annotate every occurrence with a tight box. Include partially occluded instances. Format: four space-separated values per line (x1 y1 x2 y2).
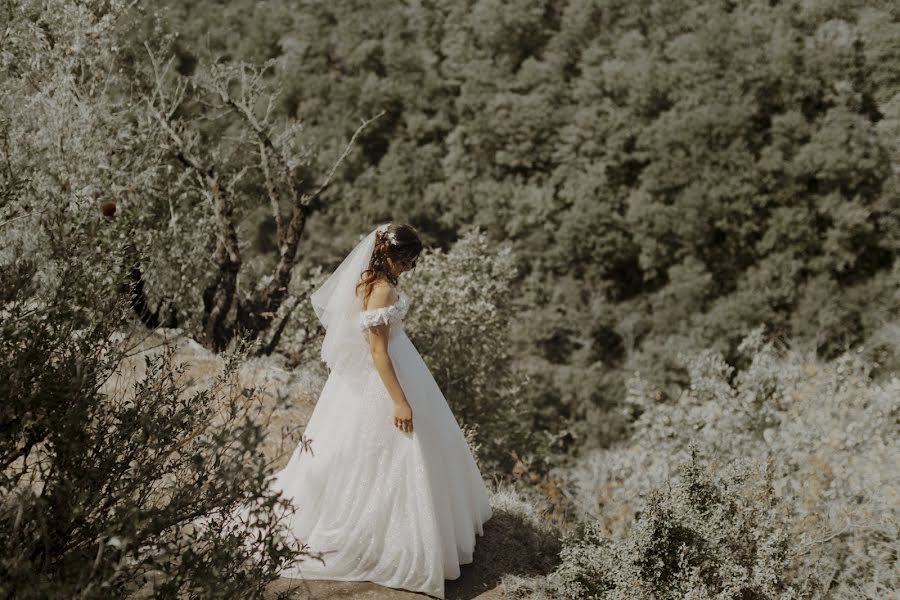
270 226 493 599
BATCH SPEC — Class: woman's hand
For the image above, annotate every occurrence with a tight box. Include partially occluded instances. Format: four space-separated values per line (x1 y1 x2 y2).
393 400 413 433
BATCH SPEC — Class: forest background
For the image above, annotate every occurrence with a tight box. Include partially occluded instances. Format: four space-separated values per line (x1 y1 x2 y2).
157 0 900 455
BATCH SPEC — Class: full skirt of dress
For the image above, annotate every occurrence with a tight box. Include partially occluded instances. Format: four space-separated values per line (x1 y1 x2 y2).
270 326 493 599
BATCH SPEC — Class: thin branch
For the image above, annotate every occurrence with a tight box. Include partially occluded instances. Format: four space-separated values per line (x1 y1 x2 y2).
234 107 386 347
304 109 386 204
144 44 241 349
212 74 303 210
226 166 249 198
259 296 299 356
258 138 284 241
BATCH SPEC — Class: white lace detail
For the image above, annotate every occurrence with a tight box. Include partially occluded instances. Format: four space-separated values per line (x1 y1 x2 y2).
359 290 411 330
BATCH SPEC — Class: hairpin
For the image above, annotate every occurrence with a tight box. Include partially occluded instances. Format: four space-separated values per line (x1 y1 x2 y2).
377 224 396 245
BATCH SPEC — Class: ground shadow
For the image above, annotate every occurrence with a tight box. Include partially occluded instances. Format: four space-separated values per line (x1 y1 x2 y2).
444 503 562 600
266 503 561 600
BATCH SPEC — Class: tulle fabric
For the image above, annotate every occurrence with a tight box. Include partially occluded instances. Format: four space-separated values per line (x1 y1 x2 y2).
270 292 492 599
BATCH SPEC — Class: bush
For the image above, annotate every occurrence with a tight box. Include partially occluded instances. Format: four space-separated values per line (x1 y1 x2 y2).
0 217 306 598
559 327 900 598
557 448 795 600
402 227 548 474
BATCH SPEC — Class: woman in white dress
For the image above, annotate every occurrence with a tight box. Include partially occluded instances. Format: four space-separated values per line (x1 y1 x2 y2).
271 222 493 599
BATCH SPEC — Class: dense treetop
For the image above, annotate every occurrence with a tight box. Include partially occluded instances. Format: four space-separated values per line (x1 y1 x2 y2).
160 0 899 431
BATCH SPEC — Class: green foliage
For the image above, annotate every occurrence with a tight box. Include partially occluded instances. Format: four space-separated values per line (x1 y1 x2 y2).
1 0 365 353
16 0 896 452
0 218 307 598
152 0 900 448
401 227 547 473
557 450 795 600
0 0 210 340
0 5 313 587
559 328 900 598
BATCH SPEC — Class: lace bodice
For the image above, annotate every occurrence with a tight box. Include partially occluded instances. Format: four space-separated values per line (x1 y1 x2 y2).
359 289 411 330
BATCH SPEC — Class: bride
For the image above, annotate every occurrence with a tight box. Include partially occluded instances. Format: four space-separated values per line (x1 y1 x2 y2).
270 222 493 598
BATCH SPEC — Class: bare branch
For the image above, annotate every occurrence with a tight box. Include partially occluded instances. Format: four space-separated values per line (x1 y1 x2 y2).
205 66 302 210
226 166 249 198
261 295 299 356
304 109 386 204
143 44 243 350
143 49 387 351
258 138 284 241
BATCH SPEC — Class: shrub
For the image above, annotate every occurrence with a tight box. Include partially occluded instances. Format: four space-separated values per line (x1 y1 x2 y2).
557 448 796 600
0 218 306 598
402 227 546 473
560 327 900 598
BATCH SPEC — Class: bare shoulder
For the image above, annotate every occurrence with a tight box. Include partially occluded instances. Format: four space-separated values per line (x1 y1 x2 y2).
363 279 395 311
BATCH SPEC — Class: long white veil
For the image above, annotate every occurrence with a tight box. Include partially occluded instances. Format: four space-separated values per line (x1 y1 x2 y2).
310 223 388 371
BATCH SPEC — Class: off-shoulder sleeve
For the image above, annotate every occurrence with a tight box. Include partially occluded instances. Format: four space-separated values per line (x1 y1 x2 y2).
360 304 396 329
359 293 409 330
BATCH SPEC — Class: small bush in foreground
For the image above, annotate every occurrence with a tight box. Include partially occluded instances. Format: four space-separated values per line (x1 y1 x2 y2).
557 448 795 600
0 228 307 598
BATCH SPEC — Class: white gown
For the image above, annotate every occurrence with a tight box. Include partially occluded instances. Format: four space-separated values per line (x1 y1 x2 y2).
270 284 493 599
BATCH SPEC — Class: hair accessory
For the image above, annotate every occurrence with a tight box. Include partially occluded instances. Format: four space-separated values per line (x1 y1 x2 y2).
377 223 397 246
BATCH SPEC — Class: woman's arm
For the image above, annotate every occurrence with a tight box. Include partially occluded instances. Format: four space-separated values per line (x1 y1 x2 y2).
364 283 413 432
368 323 408 406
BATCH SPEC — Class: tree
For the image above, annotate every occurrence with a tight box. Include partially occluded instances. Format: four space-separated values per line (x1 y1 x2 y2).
1 0 384 354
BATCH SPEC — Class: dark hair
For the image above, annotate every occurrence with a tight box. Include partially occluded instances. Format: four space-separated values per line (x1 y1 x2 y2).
356 223 422 308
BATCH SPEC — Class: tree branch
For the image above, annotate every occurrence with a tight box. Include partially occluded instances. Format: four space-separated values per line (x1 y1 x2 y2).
238 109 386 348
258 138 284 242
144 44 241 350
